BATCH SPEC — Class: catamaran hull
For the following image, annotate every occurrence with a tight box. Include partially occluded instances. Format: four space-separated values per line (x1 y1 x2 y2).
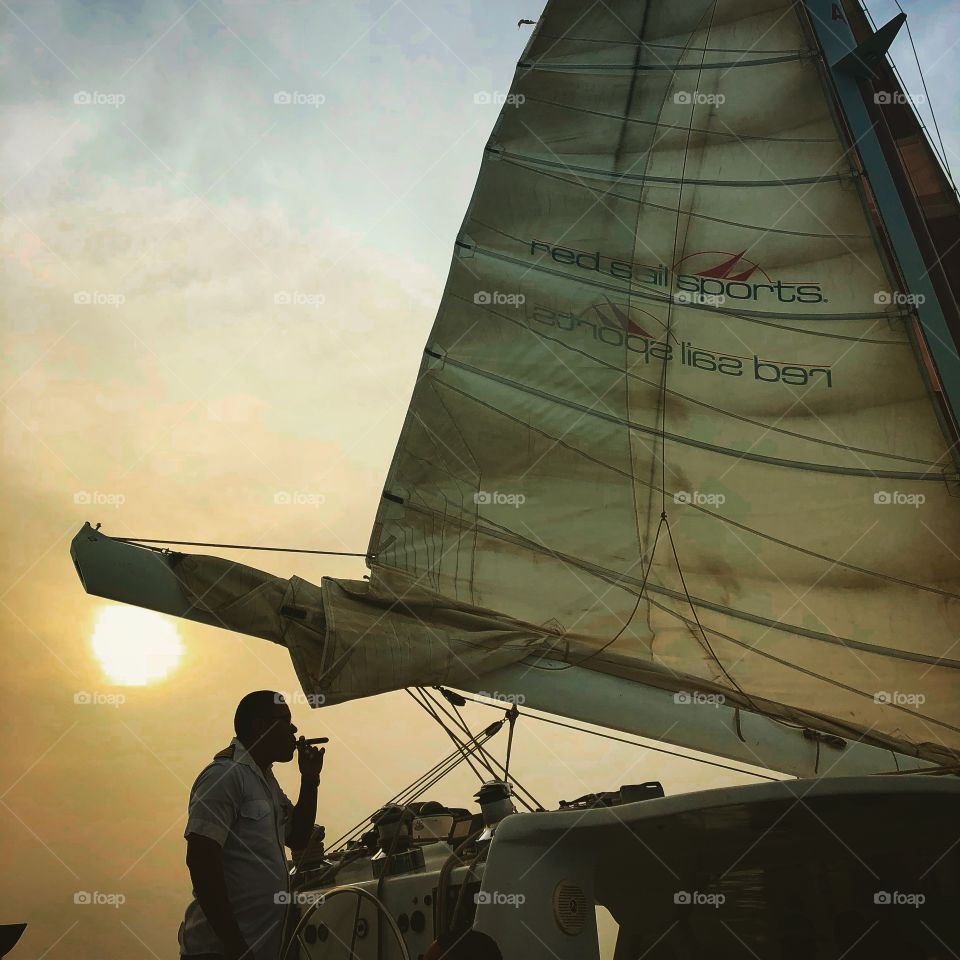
291 775 960 959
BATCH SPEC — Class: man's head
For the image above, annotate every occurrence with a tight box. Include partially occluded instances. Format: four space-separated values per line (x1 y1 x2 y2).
234 690 298 762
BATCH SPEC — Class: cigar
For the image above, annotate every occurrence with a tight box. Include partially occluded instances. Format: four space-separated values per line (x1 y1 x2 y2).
304 737 329 744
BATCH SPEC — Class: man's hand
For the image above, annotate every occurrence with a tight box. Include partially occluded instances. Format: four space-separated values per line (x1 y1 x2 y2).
296 736 325 783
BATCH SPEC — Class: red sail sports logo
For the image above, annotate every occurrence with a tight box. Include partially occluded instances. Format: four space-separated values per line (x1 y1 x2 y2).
529 241 826 304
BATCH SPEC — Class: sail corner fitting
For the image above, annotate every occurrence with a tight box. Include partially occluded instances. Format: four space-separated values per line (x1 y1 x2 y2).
833 13 906 78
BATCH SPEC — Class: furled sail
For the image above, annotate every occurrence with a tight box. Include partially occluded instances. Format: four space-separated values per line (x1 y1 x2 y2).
71 0 960 774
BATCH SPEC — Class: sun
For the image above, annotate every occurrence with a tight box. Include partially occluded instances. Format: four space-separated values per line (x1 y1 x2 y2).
91 605 183 686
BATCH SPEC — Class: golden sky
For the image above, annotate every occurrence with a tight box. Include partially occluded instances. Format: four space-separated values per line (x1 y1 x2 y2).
3 0 957 957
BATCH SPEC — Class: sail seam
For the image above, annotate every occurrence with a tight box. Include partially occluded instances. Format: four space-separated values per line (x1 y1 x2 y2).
418 377 960 601
492 148 850 188
379 505 960 671
447 292 939 465
437 356 945 479
518 53 809 71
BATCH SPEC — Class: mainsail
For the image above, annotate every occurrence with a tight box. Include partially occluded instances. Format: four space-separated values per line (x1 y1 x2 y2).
71 0 960 775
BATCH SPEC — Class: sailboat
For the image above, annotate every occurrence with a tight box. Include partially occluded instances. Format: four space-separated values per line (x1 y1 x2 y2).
70 0 960 956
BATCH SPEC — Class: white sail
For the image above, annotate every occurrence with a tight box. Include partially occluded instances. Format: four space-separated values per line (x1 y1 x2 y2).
359 0 960 767
70 0 960 773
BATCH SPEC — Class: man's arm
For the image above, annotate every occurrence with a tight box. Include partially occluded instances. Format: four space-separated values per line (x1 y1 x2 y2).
289 737 325 849
185 834 251 960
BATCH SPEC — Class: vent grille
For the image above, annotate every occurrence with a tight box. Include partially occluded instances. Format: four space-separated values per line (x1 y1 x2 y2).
553 881 587 936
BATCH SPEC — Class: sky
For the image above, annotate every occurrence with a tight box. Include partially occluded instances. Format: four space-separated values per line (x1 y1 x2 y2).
1 0 958 958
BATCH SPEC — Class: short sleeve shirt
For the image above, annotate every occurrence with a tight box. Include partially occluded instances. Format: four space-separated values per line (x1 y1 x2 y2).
178 738 295 960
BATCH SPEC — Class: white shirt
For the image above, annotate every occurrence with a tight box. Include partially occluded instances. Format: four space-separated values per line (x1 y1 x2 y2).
178 738 295 960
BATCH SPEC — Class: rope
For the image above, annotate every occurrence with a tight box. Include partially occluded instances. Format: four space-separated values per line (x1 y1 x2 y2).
114 536 368 558
453 690 782 781
418 689 545 810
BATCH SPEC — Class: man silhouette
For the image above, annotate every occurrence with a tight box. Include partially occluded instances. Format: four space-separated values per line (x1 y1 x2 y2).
178 691 325 960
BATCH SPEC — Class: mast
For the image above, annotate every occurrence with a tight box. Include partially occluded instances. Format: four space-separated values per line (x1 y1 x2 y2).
802 0 960 443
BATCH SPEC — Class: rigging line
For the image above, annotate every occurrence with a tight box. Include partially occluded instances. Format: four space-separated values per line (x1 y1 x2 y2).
427 378 960 601
453 691 781 781
519 53 809 72
326 746 473 852
555 514 665 673
408 687 496 783
327 724 503 853
643 593 960 737
494 160 866 238
420 688 544 810
379 503 960 668
114 537 368 558
492 148 849 187
445 292 939 467
419 688 543 811
881 0 956 188
530 34 807 54
436 355 947 480
664 516 759 712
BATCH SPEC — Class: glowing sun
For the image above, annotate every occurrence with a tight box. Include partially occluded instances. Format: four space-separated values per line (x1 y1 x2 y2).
91 605 183 685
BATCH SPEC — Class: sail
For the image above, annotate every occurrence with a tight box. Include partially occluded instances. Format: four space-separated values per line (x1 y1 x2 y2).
69 0 960 773
356 0 960 767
